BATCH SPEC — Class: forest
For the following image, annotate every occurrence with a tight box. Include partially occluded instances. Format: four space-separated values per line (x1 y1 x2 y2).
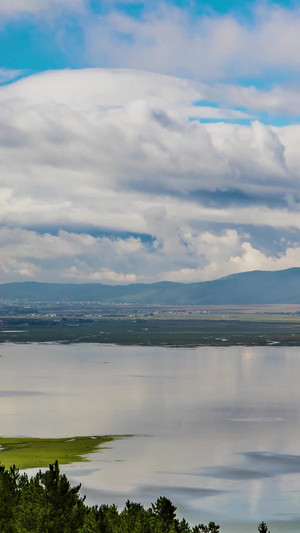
0 461 269 533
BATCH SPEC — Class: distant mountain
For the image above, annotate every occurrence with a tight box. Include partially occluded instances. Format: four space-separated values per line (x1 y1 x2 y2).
1 268 300 304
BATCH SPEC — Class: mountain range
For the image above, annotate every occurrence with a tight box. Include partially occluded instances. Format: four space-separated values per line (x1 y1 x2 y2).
1 267 300 304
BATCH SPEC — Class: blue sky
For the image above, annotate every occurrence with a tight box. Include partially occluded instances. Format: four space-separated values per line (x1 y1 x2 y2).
0 0 299 80
2 0 300 122
0 0 300 283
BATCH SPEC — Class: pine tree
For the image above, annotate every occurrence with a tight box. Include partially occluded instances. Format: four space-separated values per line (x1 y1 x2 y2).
258 522 270 533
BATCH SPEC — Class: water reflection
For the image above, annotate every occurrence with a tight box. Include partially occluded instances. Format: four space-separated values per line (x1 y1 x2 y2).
0 343 300 531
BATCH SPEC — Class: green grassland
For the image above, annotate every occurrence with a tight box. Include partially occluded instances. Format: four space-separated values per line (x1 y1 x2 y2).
1 316 300 346
0 435 123 470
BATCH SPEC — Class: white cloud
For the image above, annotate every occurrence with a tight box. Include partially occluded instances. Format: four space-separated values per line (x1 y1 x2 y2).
211 83 300 117
159 234 300 283
3 223 300 285
2 1 300 92
82 3 300 81
70 268 138 283
0 0 84 16
0 68 204 110
0 68 300 283
0 70 297 205
0 227 144 282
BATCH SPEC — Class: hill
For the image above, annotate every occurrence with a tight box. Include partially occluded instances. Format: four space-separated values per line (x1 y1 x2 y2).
1 267 300 304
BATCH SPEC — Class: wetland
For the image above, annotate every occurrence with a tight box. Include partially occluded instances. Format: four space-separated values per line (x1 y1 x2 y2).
2 303 300 346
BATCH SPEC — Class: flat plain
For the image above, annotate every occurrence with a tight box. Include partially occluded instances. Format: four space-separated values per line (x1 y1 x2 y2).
1 303 300 346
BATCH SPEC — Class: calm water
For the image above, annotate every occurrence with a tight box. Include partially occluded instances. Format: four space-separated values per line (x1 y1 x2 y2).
0 343 300 532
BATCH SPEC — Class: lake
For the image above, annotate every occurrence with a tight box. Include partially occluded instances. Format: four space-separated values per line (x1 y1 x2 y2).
0 342 300 532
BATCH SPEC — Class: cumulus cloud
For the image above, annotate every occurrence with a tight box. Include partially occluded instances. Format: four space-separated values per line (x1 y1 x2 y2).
1 0 300 283
158 232 300 283
0 70 294 206
0 68 300 283
0 228 144 282
1 224 300 285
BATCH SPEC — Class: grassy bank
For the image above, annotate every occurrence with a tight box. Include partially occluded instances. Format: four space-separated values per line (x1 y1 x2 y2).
0 435 123 469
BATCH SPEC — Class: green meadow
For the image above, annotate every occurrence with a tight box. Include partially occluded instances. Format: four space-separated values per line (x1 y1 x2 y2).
2 317 300 346
0 435 123 470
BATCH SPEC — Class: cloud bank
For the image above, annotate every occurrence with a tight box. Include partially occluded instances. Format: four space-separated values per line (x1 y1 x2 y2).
0 68 299 283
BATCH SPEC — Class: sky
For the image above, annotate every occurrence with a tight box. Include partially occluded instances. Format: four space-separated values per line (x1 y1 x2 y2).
1 0 300 284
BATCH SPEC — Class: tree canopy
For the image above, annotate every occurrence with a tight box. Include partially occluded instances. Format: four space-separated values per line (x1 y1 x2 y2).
0 461 269 532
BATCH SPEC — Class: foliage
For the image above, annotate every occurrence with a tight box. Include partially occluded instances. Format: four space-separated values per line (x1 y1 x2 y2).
193 524 220 533
258 522 270 533
0 461 269 532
